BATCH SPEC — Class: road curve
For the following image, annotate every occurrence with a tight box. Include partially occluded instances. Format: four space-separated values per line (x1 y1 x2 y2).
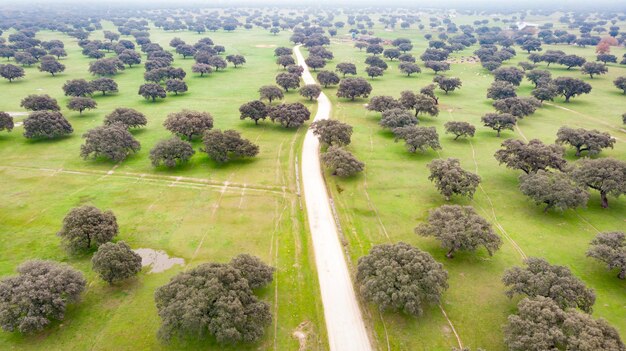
294 45 373 351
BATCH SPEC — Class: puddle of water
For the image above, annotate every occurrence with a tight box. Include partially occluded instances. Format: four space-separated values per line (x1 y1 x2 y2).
133 248 184 273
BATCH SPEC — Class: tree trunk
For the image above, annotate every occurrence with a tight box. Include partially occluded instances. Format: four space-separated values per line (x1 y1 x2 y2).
454 135 460 140
543 204 551 213
445 249 455 259
600 191 609 208
618 269 625 280
496 129 501 137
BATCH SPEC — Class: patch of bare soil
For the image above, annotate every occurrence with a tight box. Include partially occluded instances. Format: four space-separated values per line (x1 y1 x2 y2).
293 321 314 351
134 248 184 273
255 44 277 48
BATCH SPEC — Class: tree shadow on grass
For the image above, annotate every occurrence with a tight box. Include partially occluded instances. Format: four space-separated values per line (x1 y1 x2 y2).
24 134 74 145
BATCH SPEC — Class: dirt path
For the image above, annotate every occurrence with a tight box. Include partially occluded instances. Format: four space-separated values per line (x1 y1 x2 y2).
295 45 373 351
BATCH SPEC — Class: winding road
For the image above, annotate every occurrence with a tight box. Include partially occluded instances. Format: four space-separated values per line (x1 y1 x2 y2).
295 45 373 351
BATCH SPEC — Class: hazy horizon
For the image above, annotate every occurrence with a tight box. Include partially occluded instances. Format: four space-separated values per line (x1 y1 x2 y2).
0 0 624 11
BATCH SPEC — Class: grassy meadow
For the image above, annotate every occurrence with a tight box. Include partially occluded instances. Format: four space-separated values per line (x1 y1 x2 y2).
322 13 626 351
0 22 326 351
0 9 625 351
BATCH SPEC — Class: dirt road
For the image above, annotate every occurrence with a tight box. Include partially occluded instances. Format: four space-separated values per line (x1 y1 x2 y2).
295 45 373 351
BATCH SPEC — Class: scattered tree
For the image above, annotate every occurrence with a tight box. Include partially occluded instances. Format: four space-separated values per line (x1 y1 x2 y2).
63 79 94 97
81 124 141 162
0 63 25 82
305 55 326 71
581 62 608 78
556 126 614 157
356 242 448 316
481 112 516 137
0 112 14 133
150 137 195 168
399 62 421 76
239 100 269 125
57 205 118 252
427 158 481 200
380 108 418 129
492 97 540 118
138 83 166 102
393 126 441 153
587 232 625 279
321 146 364 177
367 96 403 112
229 254 274 289
154 260 272 344
365 65 384 79
258 85 284 103
317 70 340 87
493 67 524 86
434 76 462 94
336 77 372 101
104 107 147 129
311 119 353 146
201 129 259 163
276 55 295 69
92 241 142 284
90 77 118 95
275 72 300 92
504 296 624 351
424 61 450 74
494 139 566 174
416 205 501 258
226 54 246 67
268 102 311 128
558 54 586 69
502 257 595 312
192 63 212 77
67 97 97 115
20 94 60 111
335 62 357 77
39 59 65 76
164 110 213 140
526 69 551 87
487 81 517 100
613 76 626 94
571 158 626 208
23 111 72 139
0 260 86 334
165 79 188 95
519 170 589 212
299 84 322 100
444 121 475 140
89 57 124 76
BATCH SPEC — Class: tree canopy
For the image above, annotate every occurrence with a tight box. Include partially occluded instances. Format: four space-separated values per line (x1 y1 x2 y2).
321 146 364 177
427 158 481 200
92 241 142 284
502 257 596 313
587 232 626 280
494 139 566 174
0 260 86 334
201 129 259 163
57 205 118 252
356 242 448 316
416 205 501 258
154 257 273 344
80 124 141 162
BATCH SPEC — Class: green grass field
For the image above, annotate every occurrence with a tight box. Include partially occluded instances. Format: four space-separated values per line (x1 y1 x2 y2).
322 14 626 351
0 10 625 351
0 22 326 351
